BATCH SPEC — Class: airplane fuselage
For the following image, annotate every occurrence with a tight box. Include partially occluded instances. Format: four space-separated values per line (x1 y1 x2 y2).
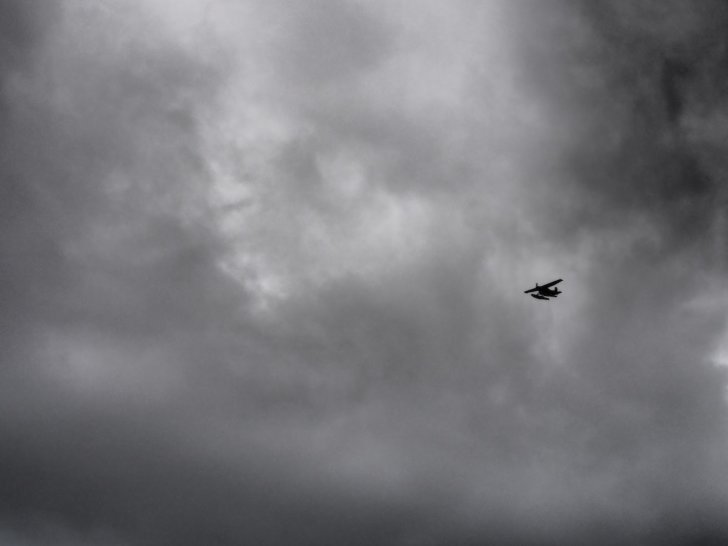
538 287 560 297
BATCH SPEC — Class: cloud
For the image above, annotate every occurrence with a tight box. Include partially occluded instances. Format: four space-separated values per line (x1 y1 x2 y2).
1 1 728 544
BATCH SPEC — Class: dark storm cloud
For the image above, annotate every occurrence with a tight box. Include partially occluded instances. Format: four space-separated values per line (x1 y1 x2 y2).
0 2 278 544
0 2 448 544
2 1 728 545
505 0 728 541
514 0 728 245
0 1 55 76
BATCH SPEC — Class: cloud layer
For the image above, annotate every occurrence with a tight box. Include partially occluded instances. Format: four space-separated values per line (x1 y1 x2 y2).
2 1 728 544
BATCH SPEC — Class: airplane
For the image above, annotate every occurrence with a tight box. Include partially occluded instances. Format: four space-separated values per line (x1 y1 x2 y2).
524 279 563 301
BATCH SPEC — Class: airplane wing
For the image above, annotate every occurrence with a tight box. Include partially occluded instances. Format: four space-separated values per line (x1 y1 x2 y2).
540 278 563 289
524 286 538 294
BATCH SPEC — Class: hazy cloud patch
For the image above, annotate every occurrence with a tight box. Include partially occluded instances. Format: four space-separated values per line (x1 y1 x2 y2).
1 1 728 544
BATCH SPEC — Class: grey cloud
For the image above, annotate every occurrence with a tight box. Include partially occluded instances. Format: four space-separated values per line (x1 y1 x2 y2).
0 1 56 78
513 1 728 248
2 1 728 545
267 0 394 86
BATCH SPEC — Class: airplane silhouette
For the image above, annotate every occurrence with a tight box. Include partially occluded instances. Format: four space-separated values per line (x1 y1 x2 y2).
524 279 562 301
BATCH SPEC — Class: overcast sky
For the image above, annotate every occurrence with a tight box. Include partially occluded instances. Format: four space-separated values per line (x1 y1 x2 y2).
2 1 728 544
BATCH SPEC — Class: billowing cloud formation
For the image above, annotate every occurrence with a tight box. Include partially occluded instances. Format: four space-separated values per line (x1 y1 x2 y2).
2 1 728 544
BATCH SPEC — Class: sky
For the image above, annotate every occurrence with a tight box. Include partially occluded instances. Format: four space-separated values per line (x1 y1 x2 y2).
2 1 728 544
